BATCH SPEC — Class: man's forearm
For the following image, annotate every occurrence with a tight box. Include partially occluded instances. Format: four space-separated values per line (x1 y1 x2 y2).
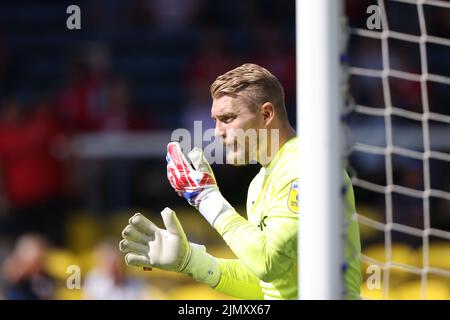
182 243 221 287
213 209 295 283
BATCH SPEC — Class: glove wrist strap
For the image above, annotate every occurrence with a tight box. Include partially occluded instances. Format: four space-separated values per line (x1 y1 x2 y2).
198 190 233 226
181 243 221 287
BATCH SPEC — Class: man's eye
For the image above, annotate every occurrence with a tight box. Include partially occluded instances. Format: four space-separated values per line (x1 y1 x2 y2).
222 117 234 124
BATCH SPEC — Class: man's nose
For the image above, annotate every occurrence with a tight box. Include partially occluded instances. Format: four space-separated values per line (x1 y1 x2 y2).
215 121 226 140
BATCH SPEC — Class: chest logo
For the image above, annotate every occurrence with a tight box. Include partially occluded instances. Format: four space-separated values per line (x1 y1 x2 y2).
258 215 268 231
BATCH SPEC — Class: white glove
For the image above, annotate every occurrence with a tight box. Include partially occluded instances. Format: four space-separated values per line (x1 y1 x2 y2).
119 207 221 286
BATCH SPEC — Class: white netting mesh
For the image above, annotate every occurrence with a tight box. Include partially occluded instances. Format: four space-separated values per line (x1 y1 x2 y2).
345 0 450 299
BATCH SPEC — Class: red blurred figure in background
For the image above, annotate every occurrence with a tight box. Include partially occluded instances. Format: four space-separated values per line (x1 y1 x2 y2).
57 44 111 133
0 96 67 245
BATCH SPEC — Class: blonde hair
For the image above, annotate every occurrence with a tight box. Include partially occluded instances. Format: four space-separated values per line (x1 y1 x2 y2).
210 63 286 117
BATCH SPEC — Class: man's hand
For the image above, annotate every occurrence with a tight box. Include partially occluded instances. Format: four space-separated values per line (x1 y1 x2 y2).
166 142 217 207
166 142 232 225
119 207 222 287
119 207 191 272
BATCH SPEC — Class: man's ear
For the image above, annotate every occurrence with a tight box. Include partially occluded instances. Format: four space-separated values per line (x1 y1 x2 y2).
261 102 275 126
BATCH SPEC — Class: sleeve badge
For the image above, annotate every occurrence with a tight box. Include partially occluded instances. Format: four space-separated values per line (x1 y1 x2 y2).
287 180 299 213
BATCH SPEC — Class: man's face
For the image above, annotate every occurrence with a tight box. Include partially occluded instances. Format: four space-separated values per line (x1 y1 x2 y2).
211 95 265 165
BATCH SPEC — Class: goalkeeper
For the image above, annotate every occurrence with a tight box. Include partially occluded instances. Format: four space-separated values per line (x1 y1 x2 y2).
119 63 361 299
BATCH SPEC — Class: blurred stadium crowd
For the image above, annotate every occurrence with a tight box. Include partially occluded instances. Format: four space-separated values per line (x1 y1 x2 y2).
0 0 448 299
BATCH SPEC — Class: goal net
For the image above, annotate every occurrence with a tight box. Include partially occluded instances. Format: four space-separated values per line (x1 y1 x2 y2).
345 0 450 299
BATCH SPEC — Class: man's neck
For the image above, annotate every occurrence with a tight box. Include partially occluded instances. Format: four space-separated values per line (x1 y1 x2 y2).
259 125 296 167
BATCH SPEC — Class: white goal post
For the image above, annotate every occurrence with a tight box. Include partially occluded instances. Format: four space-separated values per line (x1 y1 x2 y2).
296 0 344 299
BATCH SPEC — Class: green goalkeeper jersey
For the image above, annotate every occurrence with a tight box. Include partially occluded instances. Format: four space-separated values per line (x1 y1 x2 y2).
213 136 361 300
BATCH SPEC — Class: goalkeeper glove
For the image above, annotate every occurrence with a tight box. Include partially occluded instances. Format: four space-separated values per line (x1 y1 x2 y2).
119 207 221 286
166 142 232 226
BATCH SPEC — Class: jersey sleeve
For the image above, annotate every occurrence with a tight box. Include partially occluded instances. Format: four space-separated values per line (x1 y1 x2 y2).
213 258 264 300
